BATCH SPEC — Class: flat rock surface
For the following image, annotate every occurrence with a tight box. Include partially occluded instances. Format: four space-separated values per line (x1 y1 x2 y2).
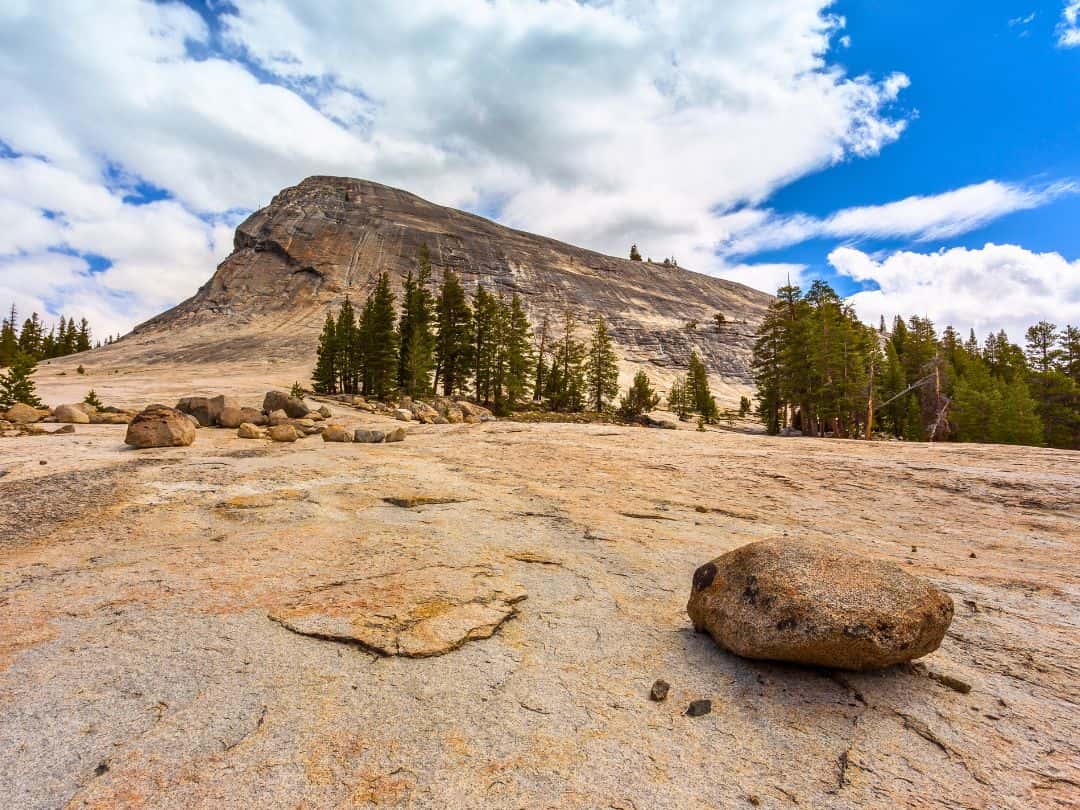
0 404 1078 808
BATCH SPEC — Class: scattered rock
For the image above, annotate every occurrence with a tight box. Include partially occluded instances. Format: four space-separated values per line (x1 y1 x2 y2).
317 405 332 418
90 411 135 425
237 422 266 439
263 390 309 419
267 409 290 426
410 401 440 424
457 401 495 422
650 679 670 702
385 426 406 443
394 408 414 422
5 403 49 424
687 538 955 670
268 424 300 443
322 425 353 442
218 406 265 429
268 566 526 657
176 394 238 427
354 428 385 443
50 424 76 435
124 406 197 449
642 414 677 429
53 404 90 424
685 699 712 717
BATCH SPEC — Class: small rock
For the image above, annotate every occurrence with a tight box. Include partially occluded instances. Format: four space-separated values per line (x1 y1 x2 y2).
385 426 406 443
218 406 265 429
354 428 385 443
685 699 712 717
394 408 413 422
53 404 90 424
51 424 76 435
970 552 977 559
5 403 49 424
267 409 290 426
317 405 332 418
237 422 266 439
268 424 300 443
125 406 197 448
322 425 353 443
649 679 670 702
263 390 309 419
177 394 239 427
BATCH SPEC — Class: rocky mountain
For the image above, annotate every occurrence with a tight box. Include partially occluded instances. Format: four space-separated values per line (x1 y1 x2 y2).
130 176 772 382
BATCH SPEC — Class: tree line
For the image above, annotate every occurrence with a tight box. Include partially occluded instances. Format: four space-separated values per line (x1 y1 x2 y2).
1 304 98 367
751 280 1080 449
311 245 714 419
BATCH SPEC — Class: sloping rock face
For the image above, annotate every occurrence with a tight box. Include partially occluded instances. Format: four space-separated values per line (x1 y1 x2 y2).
132 177 772 380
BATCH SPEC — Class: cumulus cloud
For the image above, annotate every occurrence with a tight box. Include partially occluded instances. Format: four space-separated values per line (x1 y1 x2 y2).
0 0 917 332
1060 2 1080 46
830 244 1080 340
717 181 1076 257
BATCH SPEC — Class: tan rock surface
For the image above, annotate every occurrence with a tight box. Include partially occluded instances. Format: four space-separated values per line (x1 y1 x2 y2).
0 394 1077 808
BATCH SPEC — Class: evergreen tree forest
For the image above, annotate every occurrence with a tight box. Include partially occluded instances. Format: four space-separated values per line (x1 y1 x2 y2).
312 246 649 417
751 280 1080 449
0 304 97 367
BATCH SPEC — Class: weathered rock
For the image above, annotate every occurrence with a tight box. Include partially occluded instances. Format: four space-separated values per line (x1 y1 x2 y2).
649 680 670 702
385 426 406 443
317 405 332 418
267 409 290 426
322 425 353 442
5 403 49 424
90 411 135 425
237 422 266 439
410 401 440 424
263 391 309 419
643 414 678 429
354 428 385 443
433 416 449 425
216 406 263 429
53 404 90 424
176 395 239 427
50 424 76 435
687 539 955 671
72 402 96 416
124 406 197 449
685 700 712 717
268 424 300 443
268 567 526 657
394 408 413 422
457 401 495 422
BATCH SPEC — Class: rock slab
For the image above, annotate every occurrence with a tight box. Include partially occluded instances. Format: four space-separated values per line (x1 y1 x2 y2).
687 538 954 671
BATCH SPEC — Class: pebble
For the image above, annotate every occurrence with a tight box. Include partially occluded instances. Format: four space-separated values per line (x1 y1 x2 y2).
649 679 670 702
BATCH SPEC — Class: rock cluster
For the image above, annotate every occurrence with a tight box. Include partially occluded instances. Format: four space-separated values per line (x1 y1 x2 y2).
687 538 954 671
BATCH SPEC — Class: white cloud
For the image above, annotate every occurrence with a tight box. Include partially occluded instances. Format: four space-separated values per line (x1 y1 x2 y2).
1061 2 1080 46
716 180 1075 257
0 0 913 329
1009 12 1036 27
830 244 1080 340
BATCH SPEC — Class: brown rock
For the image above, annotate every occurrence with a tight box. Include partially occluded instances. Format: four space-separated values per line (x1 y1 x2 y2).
385 426 406 443
50 424 76 435
90 411 135 425
237 422 266 439
53 404 90 424
410 401 439 424
354 428 385 443
687 539 954 671
5 403 49 424
268 424 300 443
393 408 413 422
124 406 197 449
176 395 239 427
263 391 309 419
322 425 353 442
267 409 290 426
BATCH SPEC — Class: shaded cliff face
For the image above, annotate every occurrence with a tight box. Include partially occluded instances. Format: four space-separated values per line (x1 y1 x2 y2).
134 176 772 380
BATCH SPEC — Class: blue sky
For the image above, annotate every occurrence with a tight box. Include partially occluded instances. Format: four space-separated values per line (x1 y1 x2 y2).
0 1 1078 341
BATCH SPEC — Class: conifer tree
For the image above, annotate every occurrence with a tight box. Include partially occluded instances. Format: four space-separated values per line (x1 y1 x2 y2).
433 269 473 396
584 314 619 412
359 273 398 400
629 244 642 261
335 296 359 394
0 303 17 367
76 318 91 353
504 294 534 409
687 351 718 423
399 246 437 396
532 315 550 402
312 312 338 394
546 309 586 411
667 376 690 420
619 370 659 418
0 351 43 408
83 389 104 409
472 286 497 405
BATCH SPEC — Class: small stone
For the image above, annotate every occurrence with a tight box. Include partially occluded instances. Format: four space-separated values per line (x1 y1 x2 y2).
685 699 712 717
53 404 90 424
970 552 977 559
237 423 266 439
317 405 332 418
649 679 670 702
51 424 76 435
322 425 353 442
385 426 406 443
267 409 290 426
354 428 385 443
394 408 413 422
268 424 299 443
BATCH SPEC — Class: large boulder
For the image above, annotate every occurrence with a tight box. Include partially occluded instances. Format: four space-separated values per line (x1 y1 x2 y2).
267 409 290 426
687 539 954 671
5 403 49 424
124 406 197 449
263 391 310 419
176 395 238 427
53 404 91 424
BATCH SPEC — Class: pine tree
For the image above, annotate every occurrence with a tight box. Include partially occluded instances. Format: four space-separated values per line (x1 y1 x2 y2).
359 273 398 400
504 294 534 410
0 303 17 367
433 269 473 396
399 246 437 396
619 370 659 418
687 351 717 423
668 376 690 420
18 313 43 357
472 286 497 405
0 351 43 408
336 296 359 394
76 318 91 353
312 311 338 394
83 389 103 409
532 315 550 402
584 314 619 412
546 309 586 412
